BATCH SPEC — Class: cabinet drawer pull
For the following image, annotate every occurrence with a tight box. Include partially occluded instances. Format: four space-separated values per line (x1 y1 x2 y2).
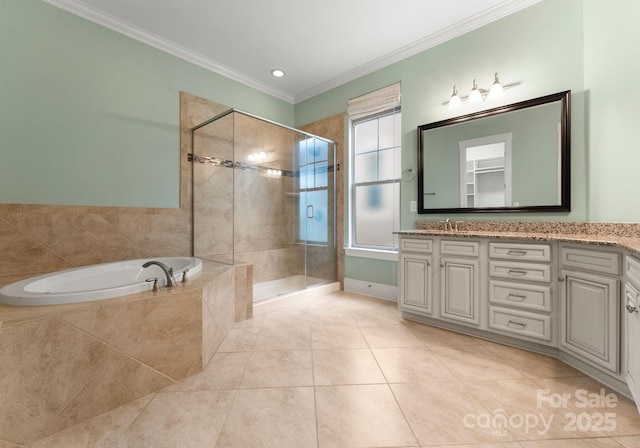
506 293 527 302
627 303 639 314
507 250 527 256
507 320 528 329
507 269 527 276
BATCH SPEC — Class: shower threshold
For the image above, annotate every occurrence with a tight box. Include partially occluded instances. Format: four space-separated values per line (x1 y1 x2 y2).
253 276 340 315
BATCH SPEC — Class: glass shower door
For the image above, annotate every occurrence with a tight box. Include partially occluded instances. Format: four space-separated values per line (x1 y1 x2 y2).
297 135 336 288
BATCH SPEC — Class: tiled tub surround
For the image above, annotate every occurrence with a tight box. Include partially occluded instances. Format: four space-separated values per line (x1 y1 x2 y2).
0 261 252 446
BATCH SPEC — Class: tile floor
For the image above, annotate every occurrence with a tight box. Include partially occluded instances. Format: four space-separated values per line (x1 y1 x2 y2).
21 291 640 447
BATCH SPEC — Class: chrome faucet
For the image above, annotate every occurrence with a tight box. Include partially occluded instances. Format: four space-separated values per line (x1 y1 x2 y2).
142 261 178 287
444 218 451 231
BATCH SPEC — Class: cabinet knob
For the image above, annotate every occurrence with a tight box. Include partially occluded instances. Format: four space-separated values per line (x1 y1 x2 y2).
627 303 638 314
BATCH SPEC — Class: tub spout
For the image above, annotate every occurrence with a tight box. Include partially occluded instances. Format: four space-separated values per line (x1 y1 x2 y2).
142 261 178 287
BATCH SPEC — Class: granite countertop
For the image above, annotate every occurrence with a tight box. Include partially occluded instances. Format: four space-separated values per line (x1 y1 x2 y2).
398 221 640 258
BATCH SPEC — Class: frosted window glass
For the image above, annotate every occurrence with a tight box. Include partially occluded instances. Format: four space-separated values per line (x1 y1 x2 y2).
299 165 308 189
314 160 328 188
378 147 401 181
351 109 401 249
355 120 377 154
300 190 328 243
354 152 378 183
354 183 398 247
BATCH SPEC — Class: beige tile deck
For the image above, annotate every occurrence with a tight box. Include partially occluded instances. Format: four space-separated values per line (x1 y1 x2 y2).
24 291 640 448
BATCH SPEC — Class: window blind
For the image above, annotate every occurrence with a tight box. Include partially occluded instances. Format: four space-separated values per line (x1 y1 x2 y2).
346 82 401 121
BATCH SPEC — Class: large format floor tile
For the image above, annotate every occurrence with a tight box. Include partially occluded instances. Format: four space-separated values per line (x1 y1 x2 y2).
27 290 640 447
215 387 317 448
315 384 418 447
116 390 235 447
312 348 386 385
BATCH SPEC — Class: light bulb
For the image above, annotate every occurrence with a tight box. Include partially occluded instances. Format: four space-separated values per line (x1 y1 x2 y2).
448 85 461 110
488 73 504 100
259 151 266 160
468 80 483 105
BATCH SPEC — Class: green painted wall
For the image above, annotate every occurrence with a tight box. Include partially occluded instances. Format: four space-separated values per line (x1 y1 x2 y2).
583 0 640 222
0 1 293 207
344 256 398 287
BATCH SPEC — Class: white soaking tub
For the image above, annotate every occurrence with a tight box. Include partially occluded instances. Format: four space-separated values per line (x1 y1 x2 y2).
0 257 202 306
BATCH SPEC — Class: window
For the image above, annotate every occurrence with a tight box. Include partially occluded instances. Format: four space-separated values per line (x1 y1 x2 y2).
351 109 401 249
297 137 329 244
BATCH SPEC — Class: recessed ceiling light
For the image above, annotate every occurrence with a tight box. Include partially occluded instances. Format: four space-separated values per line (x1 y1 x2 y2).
271 69 285 78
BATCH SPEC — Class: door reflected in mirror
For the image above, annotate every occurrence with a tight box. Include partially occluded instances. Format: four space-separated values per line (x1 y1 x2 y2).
460 133 512 208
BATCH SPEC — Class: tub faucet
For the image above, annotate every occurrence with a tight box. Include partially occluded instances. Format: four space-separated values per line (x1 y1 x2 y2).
142 261 178 287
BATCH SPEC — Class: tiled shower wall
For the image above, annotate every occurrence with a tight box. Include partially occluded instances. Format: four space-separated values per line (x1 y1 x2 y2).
193 110 345 285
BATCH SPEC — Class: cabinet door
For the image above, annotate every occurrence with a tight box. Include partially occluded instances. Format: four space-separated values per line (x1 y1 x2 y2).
399 253 432 314
560 269 619 373
440 258 479 325
625 282 640 413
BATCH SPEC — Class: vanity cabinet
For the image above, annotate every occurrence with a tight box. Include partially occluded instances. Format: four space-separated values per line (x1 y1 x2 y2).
439 240 480 326
487 242 554 344
398 233 640 408
559 246 621 374
399 238 433 314
625 255 640 411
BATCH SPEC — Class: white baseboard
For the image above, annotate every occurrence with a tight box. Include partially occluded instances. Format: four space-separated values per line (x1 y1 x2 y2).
343 278 398 302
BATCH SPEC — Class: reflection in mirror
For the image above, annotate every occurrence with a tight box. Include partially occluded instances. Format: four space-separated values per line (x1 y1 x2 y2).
418 91 570 214
460 133 512 208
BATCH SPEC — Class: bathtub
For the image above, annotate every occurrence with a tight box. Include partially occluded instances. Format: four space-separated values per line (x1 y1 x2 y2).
0 257 202 306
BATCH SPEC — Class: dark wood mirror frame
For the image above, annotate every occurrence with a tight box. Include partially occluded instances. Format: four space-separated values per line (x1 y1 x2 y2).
417 90 571 214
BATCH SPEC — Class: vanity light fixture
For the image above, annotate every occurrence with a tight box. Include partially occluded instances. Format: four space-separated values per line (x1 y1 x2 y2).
488 73 504 99
271 69 285 78
468 79 483 105
448 86 462 110
446 73 510 109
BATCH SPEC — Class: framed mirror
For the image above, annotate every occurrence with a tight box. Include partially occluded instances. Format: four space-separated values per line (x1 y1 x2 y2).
417 90 570 214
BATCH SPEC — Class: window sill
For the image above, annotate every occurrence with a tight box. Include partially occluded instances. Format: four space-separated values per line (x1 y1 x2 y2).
344 247 398 261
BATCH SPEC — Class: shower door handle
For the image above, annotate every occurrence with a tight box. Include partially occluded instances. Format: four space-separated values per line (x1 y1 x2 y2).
307 205 314 219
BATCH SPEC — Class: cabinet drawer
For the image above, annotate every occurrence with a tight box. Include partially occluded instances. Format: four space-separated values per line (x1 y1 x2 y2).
560 247 620 276
489 261 551 283
400 238 433 253
489 280 552 312
489 242 551 262
626 255 640 290
489 306 552 342
440 240 479 257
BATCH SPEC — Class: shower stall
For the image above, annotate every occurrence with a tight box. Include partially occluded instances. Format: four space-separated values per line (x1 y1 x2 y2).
191 109 337 303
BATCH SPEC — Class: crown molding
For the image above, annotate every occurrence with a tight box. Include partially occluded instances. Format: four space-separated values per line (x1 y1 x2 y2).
41 0 295 104
293 0 542 103
42 0 540 105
